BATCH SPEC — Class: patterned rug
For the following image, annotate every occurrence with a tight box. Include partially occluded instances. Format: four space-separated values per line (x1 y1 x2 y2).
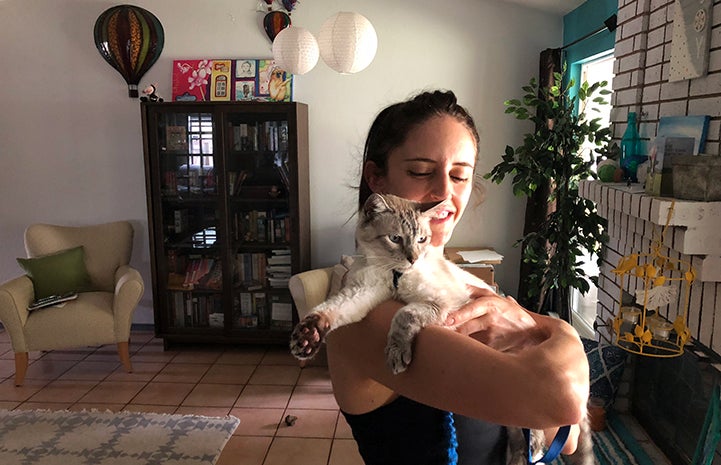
549 411 655 465
0 409 240 465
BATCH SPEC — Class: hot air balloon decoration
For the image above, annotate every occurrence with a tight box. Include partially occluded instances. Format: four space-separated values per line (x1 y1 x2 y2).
94 5 165 98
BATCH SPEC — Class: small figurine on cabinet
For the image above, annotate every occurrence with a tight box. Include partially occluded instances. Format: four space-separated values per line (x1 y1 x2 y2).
139 83 164 102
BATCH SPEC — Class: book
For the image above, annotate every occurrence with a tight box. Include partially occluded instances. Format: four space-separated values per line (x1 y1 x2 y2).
28 292 78 311
166 126 188 151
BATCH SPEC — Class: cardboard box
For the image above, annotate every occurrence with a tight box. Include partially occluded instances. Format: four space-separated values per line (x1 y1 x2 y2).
444 247 501 287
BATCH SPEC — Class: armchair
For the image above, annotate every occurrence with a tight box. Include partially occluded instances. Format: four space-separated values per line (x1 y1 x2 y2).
0 221 144 386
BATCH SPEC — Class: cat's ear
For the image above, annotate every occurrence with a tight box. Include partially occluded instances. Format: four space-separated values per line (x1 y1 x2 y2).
363 193 392 218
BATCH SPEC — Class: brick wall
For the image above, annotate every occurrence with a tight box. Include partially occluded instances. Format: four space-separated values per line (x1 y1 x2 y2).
612 0 721 155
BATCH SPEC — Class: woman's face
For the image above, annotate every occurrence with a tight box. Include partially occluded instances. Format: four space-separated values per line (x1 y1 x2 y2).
364 115 477 246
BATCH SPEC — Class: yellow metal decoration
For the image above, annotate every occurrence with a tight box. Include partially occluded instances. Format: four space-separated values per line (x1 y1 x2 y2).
611 201 695 357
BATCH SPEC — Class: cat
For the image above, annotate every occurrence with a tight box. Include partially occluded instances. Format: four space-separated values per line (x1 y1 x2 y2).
289 192 593 465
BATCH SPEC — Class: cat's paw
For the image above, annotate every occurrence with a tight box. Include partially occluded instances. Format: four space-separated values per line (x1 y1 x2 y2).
290 313 330 360
384 338 413 374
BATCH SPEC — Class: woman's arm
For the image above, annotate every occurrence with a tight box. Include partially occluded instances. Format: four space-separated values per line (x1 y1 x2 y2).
326 295 589 431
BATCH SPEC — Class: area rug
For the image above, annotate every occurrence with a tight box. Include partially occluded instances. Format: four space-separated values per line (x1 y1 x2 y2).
0 409 240 465
549 411 655 465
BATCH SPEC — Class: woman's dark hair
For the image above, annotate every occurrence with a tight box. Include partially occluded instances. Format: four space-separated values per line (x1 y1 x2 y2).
358 90 480 208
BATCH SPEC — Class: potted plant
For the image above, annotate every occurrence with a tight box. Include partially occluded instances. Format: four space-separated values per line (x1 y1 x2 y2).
485 71 612 321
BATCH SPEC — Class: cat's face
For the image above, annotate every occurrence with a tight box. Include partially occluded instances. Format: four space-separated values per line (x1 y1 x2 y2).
356 193 445 270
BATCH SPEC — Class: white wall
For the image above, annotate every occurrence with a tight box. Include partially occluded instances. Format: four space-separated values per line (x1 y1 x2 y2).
0 0 563 324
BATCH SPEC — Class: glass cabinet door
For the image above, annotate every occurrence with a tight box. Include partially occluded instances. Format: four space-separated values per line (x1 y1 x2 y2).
154 110 225 331
225 111 294 332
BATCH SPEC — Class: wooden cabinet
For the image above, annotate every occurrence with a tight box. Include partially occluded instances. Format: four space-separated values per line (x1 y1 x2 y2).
140 101 309 346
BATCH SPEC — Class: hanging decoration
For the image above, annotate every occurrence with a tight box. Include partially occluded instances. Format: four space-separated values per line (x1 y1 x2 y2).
93 5 165 98
263 10 292 42
611 200 695 357
281 0 299 13
272 26 319 75
317 12 377 74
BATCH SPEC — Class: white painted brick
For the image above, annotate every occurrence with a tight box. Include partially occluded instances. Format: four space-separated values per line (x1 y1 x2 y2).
648 6 667 29
622 17 646 39
707 120 721 140
699 256 721 282
615 190 625 212
623 192 634 215
640 195 652 220
660 80 690 100
689 72 721 97
708 49 721 74
617 2 638 23
703 142 720 156
649 0 670 12
642 84 661 102
646 24 666 49
641 104 659 121
659 99 688 116
614 36 635 57
613 72 632 90
631 193 641 217
616 88 642 107
688 96 721 118
618 52 644 73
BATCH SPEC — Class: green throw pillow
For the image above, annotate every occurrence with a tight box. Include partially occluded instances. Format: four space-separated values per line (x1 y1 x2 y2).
17 246 91 299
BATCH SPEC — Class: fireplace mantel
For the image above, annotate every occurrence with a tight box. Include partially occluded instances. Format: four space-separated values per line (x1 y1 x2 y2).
579 180 721 282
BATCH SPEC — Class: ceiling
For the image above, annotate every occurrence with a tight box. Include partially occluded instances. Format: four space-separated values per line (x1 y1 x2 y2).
502 0 585 15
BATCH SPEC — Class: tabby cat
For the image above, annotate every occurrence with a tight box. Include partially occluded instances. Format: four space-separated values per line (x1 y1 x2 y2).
289 193 593 465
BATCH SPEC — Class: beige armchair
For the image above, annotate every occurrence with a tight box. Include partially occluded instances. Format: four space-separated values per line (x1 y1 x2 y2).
0 221 144 386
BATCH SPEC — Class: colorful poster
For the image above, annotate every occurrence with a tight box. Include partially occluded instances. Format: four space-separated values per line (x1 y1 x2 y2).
210 60 232 101
172 60 212 102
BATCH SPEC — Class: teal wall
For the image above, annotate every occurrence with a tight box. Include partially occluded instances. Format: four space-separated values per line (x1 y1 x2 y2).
563 0 617 110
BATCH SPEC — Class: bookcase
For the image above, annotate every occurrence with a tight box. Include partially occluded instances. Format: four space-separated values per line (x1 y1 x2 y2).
140 101 310 346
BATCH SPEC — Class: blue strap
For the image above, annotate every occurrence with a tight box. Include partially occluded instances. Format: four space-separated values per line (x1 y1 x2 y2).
523 425 571 465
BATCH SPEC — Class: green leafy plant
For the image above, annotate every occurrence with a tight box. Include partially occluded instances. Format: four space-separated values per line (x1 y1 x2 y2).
485 72 612 320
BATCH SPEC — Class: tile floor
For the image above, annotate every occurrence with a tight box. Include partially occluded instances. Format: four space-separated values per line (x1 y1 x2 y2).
0 328 671 465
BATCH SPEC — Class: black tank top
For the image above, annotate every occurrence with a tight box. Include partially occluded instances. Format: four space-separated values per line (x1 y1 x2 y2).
341 396 507 465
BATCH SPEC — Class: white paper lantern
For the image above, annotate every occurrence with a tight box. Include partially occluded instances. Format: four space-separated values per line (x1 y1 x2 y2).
317 12 378 74
272 26 319 75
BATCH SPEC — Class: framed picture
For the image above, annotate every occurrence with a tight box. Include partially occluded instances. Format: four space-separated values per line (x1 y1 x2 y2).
657 115 710 155
172 59 293 102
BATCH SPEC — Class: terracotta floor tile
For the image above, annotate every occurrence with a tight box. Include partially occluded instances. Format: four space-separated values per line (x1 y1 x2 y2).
17 402 73 411
334 413 354 439
83 352 123 363
69 403 124 412
171 350 222 365
0 358 16 379
181 383 242 407
106 362 168 382
0 378 48 402
174 405 232 417
329 438 364 465
216 348 266 365
122 404 177 414
230 407 285 436
154 363 209 383
202 363 255 384
248 365 300 385
275 409 339 438
288 385 338 410
297 366 332 386
27 379 97 403
57 360 119 381
261 348 298 366
131 381 195 405
216 436 272 465
263 437 331 465
0 400 20 409
235 384 293 409
25 359 77 380
78 380 147 404
40 349 94 361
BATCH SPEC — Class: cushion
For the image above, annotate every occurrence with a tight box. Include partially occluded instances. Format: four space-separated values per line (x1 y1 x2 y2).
582 337 628 409
17 246 92 299
329 255 355 297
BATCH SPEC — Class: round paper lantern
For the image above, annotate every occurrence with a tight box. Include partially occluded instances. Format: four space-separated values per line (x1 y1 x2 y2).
317 12 377 74
93 5 164 97
272 26 319 75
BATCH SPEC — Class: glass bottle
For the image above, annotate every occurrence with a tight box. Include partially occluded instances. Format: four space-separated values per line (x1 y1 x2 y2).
620 112 646 182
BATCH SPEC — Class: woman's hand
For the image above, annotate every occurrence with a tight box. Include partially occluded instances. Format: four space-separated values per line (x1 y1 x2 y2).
444 286 547 352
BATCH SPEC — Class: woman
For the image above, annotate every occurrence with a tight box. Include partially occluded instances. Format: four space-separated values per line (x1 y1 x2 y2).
326 90 589 464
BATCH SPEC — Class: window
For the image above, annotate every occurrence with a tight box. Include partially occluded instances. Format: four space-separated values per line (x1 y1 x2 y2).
571 52 614 338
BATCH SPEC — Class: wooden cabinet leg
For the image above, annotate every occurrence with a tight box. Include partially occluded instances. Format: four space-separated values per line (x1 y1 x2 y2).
117 341 133 373
14 352 28 386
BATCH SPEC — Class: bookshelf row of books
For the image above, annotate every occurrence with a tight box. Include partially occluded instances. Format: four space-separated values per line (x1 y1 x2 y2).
235 248 292 289
162 167 216 196
170 291 223 328
167 253 223 290
234 291 294 330
232 121 289 152
233 209 291 243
